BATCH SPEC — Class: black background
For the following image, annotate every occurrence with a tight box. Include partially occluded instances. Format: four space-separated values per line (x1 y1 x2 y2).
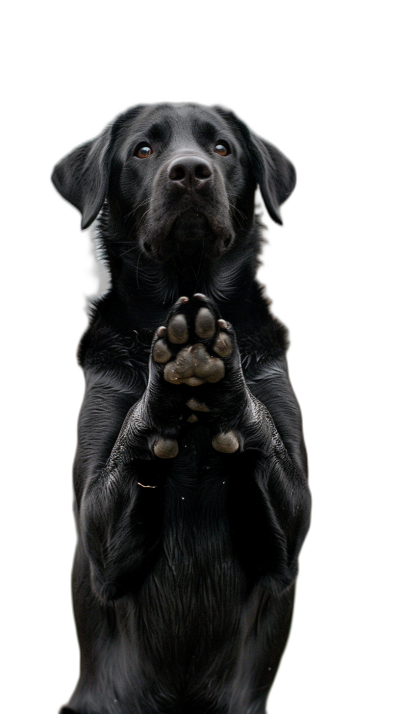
20 29 373 714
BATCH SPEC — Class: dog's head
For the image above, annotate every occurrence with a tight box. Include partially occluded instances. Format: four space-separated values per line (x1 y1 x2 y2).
52 104 295 261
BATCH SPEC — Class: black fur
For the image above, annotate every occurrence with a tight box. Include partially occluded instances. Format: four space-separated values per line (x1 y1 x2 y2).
52 103 311 714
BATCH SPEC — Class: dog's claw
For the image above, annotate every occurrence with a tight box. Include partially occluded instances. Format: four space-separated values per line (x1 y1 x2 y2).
153 437 179 459
212 431 240 454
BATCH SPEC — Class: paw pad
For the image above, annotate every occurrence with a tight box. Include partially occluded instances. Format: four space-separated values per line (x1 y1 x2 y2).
195 308 215 339
168 314 189 344
164 344 225 386
212 431 240 454
213 332 233 358
186 398 210 412
153 339 172 364
153 437 179 459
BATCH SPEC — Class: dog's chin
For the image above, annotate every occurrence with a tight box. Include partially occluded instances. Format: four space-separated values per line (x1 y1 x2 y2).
143 211 233 262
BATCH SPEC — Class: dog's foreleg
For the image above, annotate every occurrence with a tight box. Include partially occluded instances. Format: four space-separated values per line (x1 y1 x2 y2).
76 351 185 603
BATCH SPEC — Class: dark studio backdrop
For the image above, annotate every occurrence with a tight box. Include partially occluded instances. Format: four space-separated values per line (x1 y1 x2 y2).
27 46 372 714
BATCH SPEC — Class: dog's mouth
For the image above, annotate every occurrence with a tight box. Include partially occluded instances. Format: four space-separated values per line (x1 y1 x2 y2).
143 210 233 261
169 211 215 243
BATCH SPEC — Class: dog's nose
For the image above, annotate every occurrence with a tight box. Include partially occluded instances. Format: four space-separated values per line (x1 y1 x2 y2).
168 156 212 189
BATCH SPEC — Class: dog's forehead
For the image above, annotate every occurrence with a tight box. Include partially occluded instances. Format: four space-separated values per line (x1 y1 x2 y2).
118 103 239 145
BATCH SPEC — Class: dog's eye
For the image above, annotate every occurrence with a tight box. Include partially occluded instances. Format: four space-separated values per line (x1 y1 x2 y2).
214 142 230 156
136 145 153 159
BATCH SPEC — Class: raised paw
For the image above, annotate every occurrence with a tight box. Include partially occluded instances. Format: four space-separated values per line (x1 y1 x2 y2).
150 294 247 457
152 294 234 388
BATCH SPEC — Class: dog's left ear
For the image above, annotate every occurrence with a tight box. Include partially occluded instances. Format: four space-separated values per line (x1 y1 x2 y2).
51 125 114 230
213 107 296 225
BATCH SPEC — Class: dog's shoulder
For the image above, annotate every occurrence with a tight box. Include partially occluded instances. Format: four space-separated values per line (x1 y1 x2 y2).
77 308 152 388
233 284 289 375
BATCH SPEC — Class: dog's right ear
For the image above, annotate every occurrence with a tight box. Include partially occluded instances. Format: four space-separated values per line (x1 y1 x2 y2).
51 125 114 230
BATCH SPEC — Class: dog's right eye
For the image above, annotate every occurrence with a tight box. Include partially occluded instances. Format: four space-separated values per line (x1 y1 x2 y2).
136 145 153 159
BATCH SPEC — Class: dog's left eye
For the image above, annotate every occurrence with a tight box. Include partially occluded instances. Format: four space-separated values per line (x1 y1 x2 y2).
214 142 230 156
136 145 153 159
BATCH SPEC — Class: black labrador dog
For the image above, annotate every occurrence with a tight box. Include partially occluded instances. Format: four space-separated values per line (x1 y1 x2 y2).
52 103 311 714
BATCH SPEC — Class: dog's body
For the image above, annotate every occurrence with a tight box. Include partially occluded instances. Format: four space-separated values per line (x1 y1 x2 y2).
52 104 311 714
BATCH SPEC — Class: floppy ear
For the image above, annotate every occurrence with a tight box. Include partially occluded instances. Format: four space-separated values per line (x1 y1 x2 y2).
247 134 296 225
51 126 113 229
213 107 296 225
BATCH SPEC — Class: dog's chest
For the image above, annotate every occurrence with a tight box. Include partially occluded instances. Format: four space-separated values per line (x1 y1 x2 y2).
135 426 248 672
161 425 234 569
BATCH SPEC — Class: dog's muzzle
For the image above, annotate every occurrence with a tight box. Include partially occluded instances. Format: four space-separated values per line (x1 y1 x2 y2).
139 153 234 260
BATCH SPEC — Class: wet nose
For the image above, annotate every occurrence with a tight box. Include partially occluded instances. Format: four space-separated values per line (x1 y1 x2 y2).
168 155 213 189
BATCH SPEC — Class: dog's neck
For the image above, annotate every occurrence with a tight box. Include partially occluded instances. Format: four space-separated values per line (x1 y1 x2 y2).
94 209 266 335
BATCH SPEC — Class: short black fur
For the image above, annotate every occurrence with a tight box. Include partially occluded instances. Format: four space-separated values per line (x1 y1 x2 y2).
52 103 311 714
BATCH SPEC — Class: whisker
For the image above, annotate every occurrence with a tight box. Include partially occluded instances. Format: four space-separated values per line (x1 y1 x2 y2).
137 208 151 231
123 198 151 224
119 243 140 258
228 202 246 226
226 194 247 220
122 211 147 250
135 249 142 288
228 201 246 230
